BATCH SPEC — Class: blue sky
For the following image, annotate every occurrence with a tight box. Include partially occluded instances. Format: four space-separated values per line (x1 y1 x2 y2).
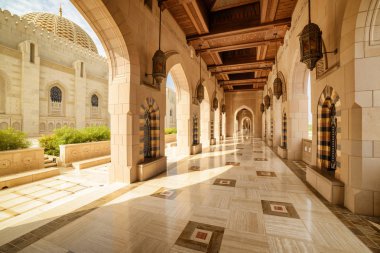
0 0 105 56
167 73 175 91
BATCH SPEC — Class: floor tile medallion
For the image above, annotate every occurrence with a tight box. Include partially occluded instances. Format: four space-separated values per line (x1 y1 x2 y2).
256 171 276 177
151 187 179 200
261 200 300 219
175 221 225 253
213 178 236 187
225 162 240 166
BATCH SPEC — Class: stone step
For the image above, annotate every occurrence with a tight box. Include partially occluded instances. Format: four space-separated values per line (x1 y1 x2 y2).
44 162 57 168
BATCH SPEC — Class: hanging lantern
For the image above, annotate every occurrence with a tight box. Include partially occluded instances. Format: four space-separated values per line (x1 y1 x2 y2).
260 103 265 113
212 96 218 111
299 0 323 71
196 83 204 103
221 104 226 114
273 77 283 99
273 33 283 100
264 95 270 109
152 49 166 85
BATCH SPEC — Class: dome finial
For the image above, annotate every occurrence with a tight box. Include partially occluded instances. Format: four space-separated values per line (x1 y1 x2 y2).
59 1 62 17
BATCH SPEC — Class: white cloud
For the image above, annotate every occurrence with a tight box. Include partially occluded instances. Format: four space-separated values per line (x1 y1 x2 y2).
0 0 106 56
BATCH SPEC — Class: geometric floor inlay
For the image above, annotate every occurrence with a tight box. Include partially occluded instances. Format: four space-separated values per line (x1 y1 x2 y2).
175 221 225 253
256 171 276 177
213 178 236 187
261 200 300 219
254 158 268 161
225 162 240 166
150 187 179 200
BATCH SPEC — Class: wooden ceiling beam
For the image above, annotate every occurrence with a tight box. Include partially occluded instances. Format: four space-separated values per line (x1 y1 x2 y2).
180 0 209 34
224 88 264 93
208 59 274 71
187 18 290 41
260 0 280 23
196 38 283 53
211 67 271 74
219 78 267 85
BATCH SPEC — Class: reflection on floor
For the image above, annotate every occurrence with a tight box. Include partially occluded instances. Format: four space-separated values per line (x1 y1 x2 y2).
0 137 377 253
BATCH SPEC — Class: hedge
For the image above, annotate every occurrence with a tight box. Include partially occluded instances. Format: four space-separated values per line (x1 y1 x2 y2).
39 126 110 156
0 128 30 151
164 128 177 135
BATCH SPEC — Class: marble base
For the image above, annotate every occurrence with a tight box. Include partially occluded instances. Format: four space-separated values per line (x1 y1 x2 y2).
277 146 287 159
210 138 216 145
137 156 167 181
191 144 202 155
306 166 344 205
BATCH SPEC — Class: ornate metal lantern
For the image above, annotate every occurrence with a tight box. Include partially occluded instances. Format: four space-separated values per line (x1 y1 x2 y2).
212 97 218 111
196 47 204 104
152 49 166 85
212 77 218 111
273 77 283 100
196 83 204 104
273 34 283 100
264 95 270 109
299 0 323 71
221 104 226 114
260 103 265 113
151 1 166 86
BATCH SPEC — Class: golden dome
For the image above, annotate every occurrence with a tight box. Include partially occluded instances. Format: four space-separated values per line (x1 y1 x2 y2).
21 12 98 54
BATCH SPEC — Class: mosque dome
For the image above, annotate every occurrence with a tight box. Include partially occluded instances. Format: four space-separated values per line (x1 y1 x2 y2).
21 12 98 54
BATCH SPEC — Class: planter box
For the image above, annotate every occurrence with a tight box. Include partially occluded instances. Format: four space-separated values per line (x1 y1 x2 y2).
59 141 110 167
191 143 202 155
137 156 167 181
306 166 344 205
0 148 44 177
165 134 177 144
277 146 287 159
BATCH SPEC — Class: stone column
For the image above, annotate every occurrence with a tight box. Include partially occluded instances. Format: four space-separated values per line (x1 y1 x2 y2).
18 41 40 137
73 60 87 129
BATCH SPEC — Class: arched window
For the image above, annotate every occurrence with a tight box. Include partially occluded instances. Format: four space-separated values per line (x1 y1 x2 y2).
91 94 101 119
50 86 62 102
49 86 63 116
91 94 99 107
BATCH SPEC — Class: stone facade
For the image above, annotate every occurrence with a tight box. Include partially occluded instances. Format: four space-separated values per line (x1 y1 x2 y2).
0 9 109 137
165 87 176 129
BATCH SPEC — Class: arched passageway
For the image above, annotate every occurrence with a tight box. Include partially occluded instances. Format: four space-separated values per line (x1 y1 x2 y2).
166 64 191 155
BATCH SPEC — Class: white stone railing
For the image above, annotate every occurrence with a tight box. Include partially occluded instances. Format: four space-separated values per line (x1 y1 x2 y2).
59 140 110 166
0 148 44 176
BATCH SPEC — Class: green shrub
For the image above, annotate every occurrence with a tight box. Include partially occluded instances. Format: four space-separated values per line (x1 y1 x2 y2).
0 128 30 151
165 128 177 135
39 126 110 156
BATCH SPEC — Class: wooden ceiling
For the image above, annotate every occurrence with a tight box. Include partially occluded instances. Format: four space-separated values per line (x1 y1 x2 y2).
163 0 297 92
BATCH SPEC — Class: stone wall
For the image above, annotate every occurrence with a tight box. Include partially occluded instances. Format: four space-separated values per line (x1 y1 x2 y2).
59 141 110 166
0 148 44 176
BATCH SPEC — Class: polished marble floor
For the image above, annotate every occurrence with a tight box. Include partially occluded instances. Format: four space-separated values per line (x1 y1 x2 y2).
0 137 375 252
